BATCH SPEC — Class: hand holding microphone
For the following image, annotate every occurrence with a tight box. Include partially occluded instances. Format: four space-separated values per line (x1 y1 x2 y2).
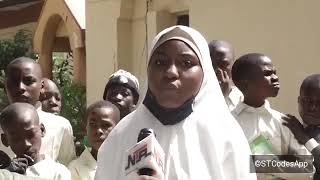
125 128 165 180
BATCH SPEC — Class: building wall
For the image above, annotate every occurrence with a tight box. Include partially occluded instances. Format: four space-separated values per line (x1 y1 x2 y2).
86 0 189 105
0 23 37 40
87 0 319 115
191 0 320 115
86 0 120 105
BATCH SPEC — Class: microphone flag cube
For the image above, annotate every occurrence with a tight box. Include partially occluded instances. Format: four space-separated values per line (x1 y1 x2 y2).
125 134 165 179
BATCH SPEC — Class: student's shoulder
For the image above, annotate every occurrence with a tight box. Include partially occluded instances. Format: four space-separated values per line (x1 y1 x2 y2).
267 107 284 121
38 111 72 128
45 158 71 175
111 107 142 134
230 101 246 118
67 156 82 171
68 148 92 168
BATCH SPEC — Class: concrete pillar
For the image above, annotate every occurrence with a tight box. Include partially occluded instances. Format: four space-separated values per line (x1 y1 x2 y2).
38 52 53 79
73 47 86 86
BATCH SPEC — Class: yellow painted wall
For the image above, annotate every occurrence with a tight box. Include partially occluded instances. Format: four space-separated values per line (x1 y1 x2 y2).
86 0 188 105
86 0 120 105
0 23 36 40
191 0 320 115
87 0 320 116
86 0 190 105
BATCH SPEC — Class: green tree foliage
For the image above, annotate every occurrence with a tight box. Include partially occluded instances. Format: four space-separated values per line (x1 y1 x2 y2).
0 30 86 142
52 53 86 140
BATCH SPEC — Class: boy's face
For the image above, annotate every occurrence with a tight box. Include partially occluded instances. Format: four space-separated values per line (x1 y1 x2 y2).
86 107 118 151
298 86 320 126
210 46 234 77
106 84 135 118
41 82 62 114
2 112 44 164
148 40 203 108
247 56 280 98
5 62 43 106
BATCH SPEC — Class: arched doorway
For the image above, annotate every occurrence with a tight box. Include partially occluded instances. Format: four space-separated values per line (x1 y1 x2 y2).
33 0 85 85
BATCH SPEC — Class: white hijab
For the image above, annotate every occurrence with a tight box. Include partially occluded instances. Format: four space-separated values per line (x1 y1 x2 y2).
95 26 256 180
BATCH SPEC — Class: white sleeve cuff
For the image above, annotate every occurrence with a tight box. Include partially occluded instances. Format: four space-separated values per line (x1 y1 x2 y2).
305 138 319 152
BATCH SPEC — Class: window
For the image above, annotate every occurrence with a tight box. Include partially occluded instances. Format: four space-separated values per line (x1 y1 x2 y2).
176 14 189 26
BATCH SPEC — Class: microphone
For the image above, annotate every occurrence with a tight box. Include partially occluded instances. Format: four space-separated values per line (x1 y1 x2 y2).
125 128 165 180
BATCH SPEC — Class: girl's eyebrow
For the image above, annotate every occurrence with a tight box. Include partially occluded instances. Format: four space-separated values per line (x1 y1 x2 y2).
153 51 167 56
180 52 197 57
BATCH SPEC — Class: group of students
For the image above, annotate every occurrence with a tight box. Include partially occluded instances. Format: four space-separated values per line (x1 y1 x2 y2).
0 56 140 179
0 25 319 180
209 39 320 179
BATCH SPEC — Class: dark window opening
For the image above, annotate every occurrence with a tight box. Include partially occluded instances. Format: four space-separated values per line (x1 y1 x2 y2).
176 14 189 26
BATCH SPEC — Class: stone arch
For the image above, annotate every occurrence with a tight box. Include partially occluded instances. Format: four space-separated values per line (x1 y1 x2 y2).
33 0 85 85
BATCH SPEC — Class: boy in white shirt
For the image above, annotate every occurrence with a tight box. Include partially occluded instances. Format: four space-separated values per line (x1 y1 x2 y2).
40 78 62 115
208 40 243 111
68 101 120 180
2 57 76 165
0 169 47 180
0 102 71 180
283 74 320 180
231 53 311 179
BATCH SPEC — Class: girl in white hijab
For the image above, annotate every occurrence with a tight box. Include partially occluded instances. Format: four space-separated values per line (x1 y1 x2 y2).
95 26 256 180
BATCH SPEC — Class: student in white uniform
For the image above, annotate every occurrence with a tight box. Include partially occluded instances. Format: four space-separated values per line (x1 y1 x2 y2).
0 169 47 180
208 40 243 111
40 78 62 115
95 26 256 180
282 74 320 180
0 103 71 180
68 101 120 180
2 57 76 166
231 53 312 179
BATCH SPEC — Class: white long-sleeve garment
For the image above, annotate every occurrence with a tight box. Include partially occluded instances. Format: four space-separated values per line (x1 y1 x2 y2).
0 107 76 166
68 147 97 180
95 25 256 180
26 155 71 180
0 169 48 180
225 86 243 111
37 110 76 166
232 101 313 179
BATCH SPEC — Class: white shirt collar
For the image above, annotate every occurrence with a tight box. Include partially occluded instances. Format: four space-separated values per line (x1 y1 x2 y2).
233 100 272 116
80 147 97 169
226 86 243 106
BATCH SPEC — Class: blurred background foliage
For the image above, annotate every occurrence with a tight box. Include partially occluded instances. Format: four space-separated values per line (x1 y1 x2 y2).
0 29 86 143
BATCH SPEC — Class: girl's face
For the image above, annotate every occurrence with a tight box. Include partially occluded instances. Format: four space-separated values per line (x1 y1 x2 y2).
148 40 203 108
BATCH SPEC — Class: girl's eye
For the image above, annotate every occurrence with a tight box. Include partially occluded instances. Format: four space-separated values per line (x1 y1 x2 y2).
155 58 167 66
182 59 192 67
155 59 162 65
152 54 168 66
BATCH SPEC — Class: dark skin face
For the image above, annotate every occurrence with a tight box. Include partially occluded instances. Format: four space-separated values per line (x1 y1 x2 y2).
5 62 43 107
41 79 62 114
298 85 320 126
210 46 234 77
243 56 280 107
106 85 135 119
282 78 320 145
148 40 203 108
210 44 234 96
86 107 119 159
2 111 45 165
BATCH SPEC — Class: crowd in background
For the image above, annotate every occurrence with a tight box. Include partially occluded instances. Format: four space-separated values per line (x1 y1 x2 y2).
0 25 320 180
